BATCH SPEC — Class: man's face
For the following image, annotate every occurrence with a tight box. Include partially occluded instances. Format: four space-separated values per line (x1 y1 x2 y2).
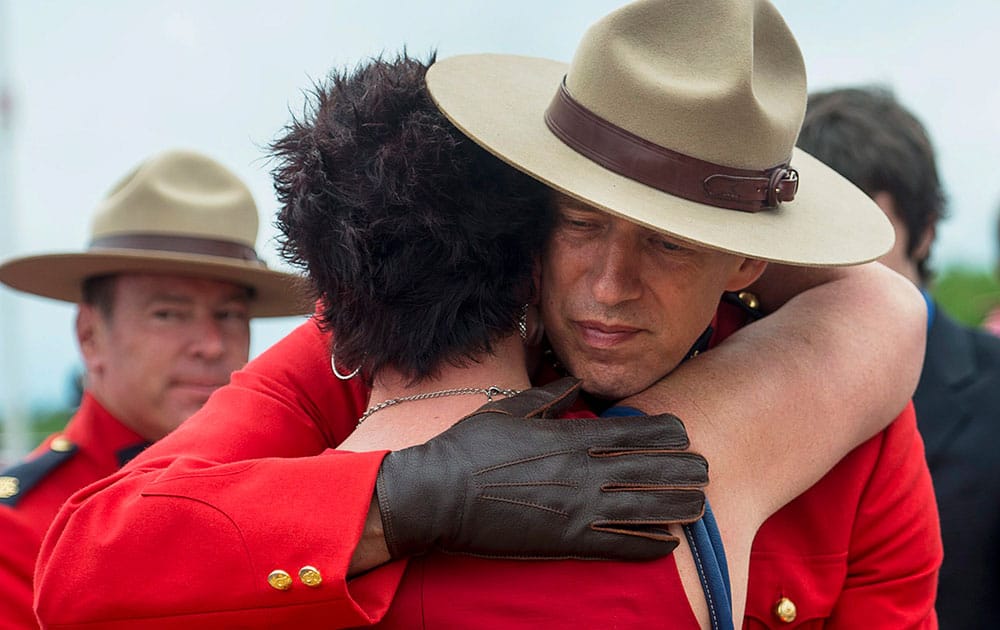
77 273 252 441
872 191 930 286
539 196 766 400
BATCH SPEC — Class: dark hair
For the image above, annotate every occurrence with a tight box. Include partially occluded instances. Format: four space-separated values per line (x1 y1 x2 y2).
270 53 552 382
798 86 946 282
81 275 118 319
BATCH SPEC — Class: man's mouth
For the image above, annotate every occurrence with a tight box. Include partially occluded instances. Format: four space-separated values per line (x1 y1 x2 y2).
573 320 641 349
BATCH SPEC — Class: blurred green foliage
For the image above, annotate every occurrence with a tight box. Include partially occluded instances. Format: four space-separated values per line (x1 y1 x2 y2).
931 266 1000 326
0 408 74 452
30 409 75 443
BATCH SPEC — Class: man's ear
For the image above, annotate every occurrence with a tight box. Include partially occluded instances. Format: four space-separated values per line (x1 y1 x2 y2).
912 223 936 263
76 304 104 374
724 258 769 292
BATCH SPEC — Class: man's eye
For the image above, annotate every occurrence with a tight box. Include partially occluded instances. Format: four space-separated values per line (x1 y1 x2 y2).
562 216 596 229
153 309 183 320
216 309 249 322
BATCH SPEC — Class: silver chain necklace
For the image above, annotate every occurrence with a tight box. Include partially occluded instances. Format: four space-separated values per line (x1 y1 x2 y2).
357 386 521 427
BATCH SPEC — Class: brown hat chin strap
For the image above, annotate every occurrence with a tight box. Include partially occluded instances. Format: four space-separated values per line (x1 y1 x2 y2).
544 80 798 213
90 233 264 264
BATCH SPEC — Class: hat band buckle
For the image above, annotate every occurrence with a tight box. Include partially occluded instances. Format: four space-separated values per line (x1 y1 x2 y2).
544 80 798 213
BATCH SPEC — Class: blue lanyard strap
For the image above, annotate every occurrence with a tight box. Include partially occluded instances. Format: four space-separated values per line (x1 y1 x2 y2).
603 405 733 629
683 503 733 630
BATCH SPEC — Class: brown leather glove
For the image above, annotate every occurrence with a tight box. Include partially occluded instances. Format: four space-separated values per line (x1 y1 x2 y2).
375 377 708 561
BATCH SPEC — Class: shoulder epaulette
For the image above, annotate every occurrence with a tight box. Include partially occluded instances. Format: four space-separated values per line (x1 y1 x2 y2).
0 436 78 507
722 290 764 321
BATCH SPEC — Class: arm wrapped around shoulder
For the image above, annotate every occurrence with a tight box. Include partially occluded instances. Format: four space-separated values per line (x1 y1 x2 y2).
376 377 708 561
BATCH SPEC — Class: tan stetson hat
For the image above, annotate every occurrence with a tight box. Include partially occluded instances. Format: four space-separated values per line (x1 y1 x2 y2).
0 149 310 317
425 0 893 266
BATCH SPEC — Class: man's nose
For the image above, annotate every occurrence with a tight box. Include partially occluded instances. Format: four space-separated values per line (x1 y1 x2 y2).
591 236 642 306
187 315 226 360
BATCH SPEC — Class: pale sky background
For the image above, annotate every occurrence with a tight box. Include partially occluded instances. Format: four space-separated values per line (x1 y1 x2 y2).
1 1 999 435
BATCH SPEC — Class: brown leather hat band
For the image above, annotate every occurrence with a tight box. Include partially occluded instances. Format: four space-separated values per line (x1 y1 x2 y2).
90 234 263 264
544 80 798 213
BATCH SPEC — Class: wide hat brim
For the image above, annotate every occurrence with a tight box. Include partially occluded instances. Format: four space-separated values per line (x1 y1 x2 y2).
0 249 312 318
426 54 893 266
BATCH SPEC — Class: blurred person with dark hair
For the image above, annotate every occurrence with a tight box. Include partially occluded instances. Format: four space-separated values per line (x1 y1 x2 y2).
799 87 944 286
0 149 308 628
36 2 936 628
800 85 1000 629
982 209 1000 336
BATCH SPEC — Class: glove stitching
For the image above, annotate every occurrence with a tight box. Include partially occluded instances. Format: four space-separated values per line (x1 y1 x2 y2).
591 523 682 542
590 502 707 526
479 481 578 488
477 494 569 517
473 449 576 475
588 446 694 456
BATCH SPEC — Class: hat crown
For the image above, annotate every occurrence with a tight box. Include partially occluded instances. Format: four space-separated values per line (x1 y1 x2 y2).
0 149 310 317
566 0 806 170
90 149 259 248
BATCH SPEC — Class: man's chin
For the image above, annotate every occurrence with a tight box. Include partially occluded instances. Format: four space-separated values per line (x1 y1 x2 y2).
578 373 658 402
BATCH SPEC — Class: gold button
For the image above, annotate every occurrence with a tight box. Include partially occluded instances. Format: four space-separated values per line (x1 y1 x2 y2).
267 570 293 591
0 476 19 499
50 436 74 452
299 565 322 587
774 596 797 623
737 291 760 310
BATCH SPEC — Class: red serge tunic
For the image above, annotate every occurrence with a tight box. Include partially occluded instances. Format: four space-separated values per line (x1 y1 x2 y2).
34 304 941 629
0 394 148 628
